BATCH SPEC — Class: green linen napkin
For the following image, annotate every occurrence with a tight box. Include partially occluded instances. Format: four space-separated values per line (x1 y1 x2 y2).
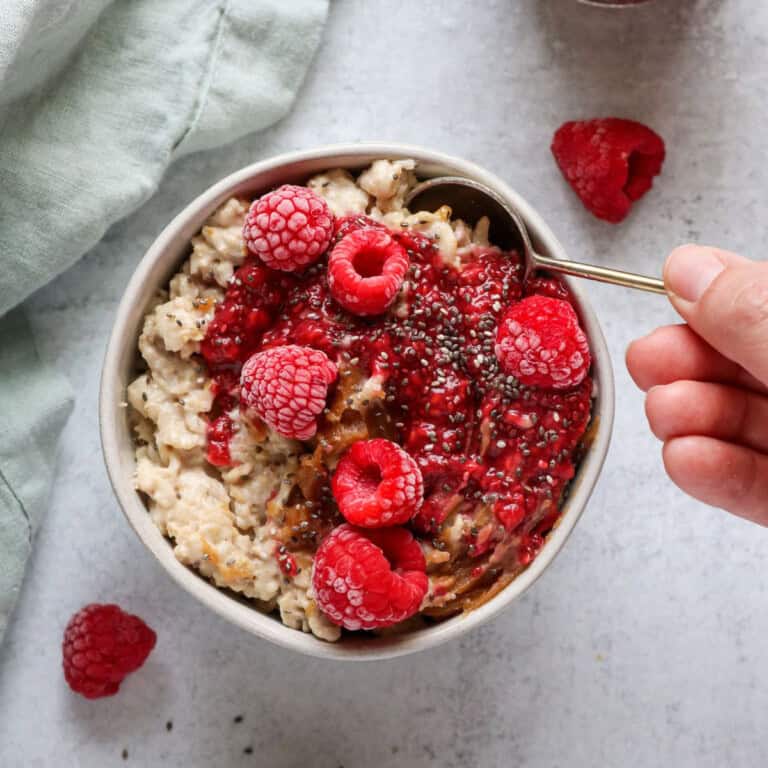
0 0 328 639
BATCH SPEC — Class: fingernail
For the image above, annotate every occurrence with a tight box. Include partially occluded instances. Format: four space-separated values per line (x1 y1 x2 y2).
665 247 725 302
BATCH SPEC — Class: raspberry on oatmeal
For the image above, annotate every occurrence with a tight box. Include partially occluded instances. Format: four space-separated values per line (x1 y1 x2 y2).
312 524 428 631
243 185 333 271
240 344 338 440
495 295 591 390
327 228 410 316
128 158 594 642
332 439 424 527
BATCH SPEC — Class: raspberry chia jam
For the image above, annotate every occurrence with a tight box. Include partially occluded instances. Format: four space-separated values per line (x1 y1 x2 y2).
128 159 594 641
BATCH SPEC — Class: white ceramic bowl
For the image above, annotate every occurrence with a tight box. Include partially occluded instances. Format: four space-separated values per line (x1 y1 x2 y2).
100 143 615 660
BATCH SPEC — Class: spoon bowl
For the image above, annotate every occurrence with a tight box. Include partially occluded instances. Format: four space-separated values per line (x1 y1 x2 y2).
406 176 666 294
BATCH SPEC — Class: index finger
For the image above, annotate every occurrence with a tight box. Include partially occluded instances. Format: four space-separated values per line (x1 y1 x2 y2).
626 324 768 394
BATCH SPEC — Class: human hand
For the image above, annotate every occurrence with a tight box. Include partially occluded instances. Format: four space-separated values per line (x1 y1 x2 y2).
626 245 768 524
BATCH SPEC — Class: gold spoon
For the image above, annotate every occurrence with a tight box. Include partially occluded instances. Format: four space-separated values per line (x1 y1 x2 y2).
405 176 666 295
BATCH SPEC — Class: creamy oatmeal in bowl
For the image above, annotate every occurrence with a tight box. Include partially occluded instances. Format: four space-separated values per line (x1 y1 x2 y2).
101 145 614 659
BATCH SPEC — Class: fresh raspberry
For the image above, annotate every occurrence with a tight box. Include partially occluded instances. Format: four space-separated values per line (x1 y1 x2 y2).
243 185 334 272
494 295 591 390
240 344 337 440
312 524 428 631
332 439 424 527
327 228 409 315
551 118 665 223
62 604 156 699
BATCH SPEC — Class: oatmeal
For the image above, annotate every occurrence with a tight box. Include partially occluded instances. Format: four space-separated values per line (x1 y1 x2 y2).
129 159 593 641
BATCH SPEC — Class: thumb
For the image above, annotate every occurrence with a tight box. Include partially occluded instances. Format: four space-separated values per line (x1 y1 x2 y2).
664 245 768 386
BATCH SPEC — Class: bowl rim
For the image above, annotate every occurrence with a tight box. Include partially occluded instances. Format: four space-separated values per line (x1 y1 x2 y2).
99 142 615 661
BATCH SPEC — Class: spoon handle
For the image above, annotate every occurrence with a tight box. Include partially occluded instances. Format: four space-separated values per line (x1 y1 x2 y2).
533 253 666 295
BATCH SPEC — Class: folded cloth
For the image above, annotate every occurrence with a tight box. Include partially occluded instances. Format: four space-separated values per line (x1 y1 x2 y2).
0 0 328 640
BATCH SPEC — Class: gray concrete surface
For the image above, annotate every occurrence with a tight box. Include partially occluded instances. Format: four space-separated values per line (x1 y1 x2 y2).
2 1 767 765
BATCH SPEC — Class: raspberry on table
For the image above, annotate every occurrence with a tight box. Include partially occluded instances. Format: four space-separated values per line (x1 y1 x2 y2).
62 604 156 699
551 118 665 223
240 344 338 440
332 438 424 527
494 295 591 390
327 228 409 315
243 185 334 272
312 524 428 631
